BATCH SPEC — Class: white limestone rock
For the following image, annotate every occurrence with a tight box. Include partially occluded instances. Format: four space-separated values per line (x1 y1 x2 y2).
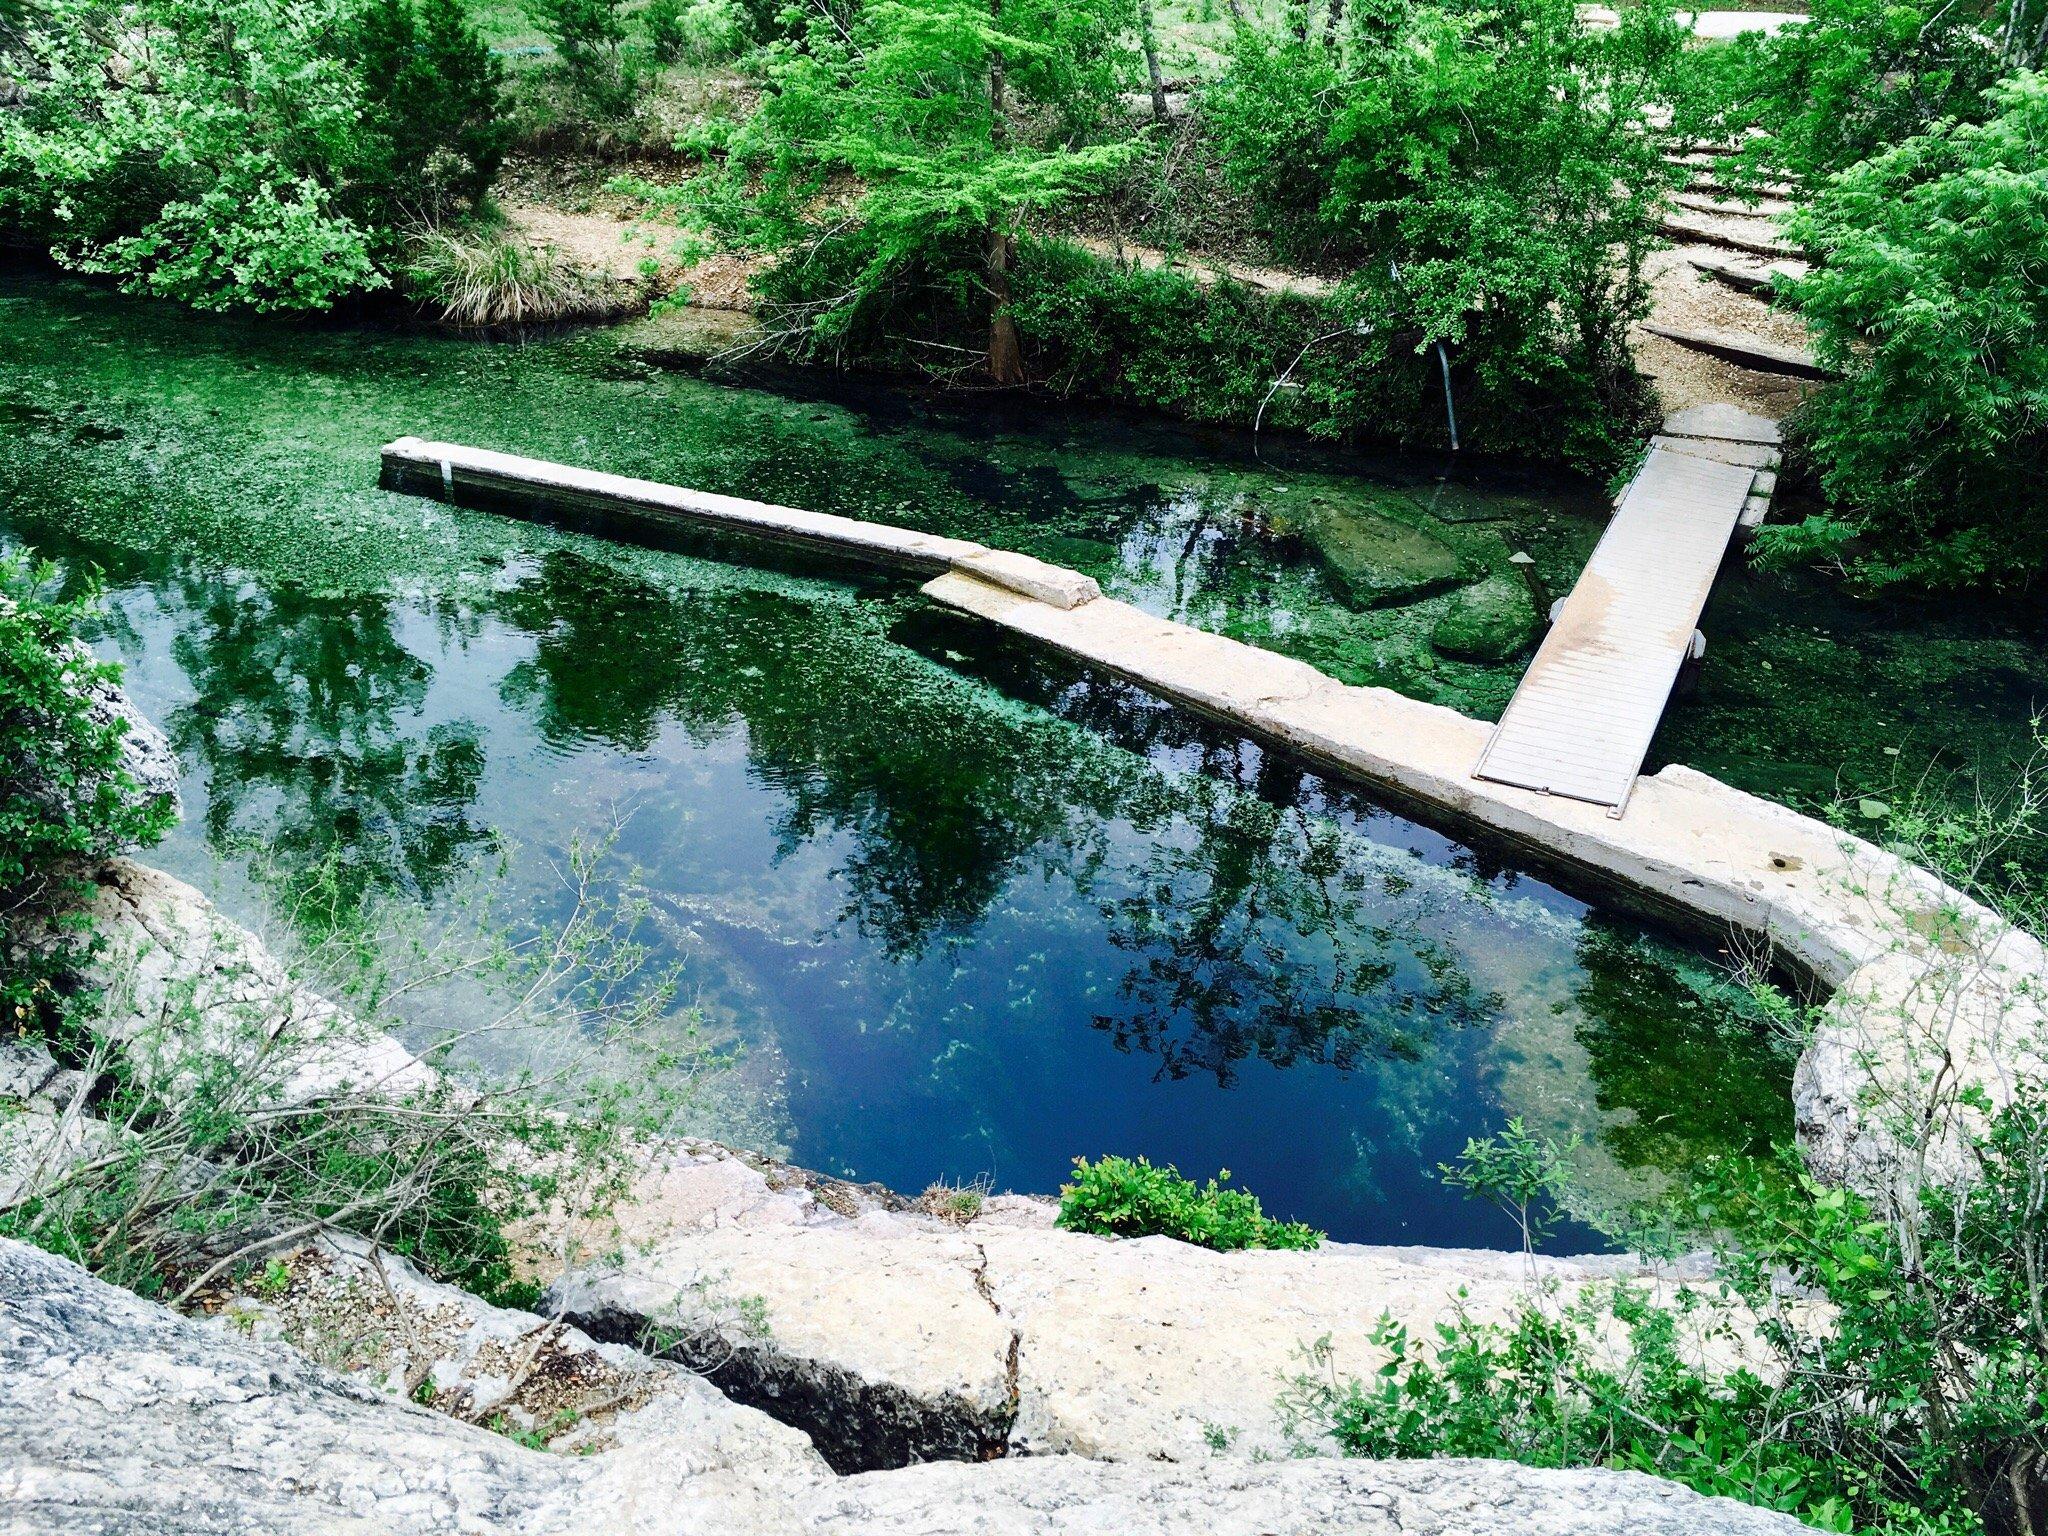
550 1214 1020 1471
43 858 430 1107
541 1145 1738 1468
0 1236 1814 1536
219 1232 827 1476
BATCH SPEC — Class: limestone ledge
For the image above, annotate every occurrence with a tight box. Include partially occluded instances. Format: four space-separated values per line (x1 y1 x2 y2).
537 1137 1755 1471
0 1236 1811 1536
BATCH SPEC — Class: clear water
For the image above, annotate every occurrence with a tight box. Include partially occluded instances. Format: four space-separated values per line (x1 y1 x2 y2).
19 265 1985 1251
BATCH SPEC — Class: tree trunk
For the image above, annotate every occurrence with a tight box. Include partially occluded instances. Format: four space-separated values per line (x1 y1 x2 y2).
1224 0 1246 19
1322 0 1346 45
1138 0 1169 122
986 0 1025 386
986 221 1025 386
1979 1444 2048 1536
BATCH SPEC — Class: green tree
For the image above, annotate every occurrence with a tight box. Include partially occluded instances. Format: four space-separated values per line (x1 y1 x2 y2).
656 0 1142 382
1757 73 2048 591
1683 0 2011 195
1202 0 1682 465
355 0 509 220
0 0 504 311
530 0 632 111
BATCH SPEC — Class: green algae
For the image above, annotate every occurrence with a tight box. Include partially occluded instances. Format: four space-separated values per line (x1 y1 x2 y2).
6 265 2040 848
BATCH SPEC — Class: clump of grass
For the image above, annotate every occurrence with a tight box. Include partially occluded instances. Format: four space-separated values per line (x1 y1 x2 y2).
918 1177 990 1225
405 223 614 327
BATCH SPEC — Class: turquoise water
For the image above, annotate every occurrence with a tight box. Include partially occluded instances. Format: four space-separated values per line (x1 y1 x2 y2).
0 267 1897 1247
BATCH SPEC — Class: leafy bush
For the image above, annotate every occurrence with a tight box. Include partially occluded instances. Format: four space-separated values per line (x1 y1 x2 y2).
1200 24 1345 261
1197 0 1681 461
640 0 743 64
1756 73 2048 591
531 0 634 113
1006 237 1650 469
1678 0 2006 195
0 559 175 1009
0 0 504 312
1057 1155 1322 1251
1293 1097 2048 1535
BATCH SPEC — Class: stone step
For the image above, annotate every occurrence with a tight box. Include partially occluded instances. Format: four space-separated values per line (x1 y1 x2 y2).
1675 190 1796 220
1661 401 1784 446
1641 323 1832 381
1658 213 1798 261
1685 250 1809 297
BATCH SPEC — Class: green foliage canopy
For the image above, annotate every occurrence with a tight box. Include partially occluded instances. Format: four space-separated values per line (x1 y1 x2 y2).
1679 0 2010 194
651 0 1142 376
1759 73 2048 590
0 0 503 311
1200 0 1682 466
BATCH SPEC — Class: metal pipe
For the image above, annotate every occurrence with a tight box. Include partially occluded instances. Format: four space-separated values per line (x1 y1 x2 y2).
1436 341 1459 451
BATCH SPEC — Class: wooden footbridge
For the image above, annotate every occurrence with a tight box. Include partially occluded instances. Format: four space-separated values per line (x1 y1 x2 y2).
1472 404 1781 815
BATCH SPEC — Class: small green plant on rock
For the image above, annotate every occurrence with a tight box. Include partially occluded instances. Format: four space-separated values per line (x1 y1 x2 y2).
1057 1155 1321 1251
919 1177 989 1225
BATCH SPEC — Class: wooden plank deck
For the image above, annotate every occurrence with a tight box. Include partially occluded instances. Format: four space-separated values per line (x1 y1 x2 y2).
1472 440 1765 813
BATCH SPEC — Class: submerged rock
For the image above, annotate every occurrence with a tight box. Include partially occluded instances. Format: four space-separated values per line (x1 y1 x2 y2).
0 1236 1812 1536
1431 572 1542 663
1296 501 1470 609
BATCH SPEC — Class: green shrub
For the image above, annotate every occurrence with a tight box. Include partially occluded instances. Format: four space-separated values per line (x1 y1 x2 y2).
0 558 175 1011
1757 72 2048 592
1683 0 2005 195
630 0 1141 383
1195 0 1681 462
0 0 505 312
640 0 742 64
1290 1064 2048 1535
1007 238 1652 470
1057 1155 1322 1251
1200 24 1344 261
